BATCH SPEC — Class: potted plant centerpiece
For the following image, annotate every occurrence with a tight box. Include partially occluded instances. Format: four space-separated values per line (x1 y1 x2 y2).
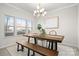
37 24 46 35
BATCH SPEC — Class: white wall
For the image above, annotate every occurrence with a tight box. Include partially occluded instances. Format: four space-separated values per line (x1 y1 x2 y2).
0 4 35 38
78 5 79 48
36 6 78 47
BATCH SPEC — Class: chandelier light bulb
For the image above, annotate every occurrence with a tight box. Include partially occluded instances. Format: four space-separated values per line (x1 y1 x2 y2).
40 8 44 12
34 10 37 13
44 11 47 15
33 4 46 17
42 11 47 16
42 13 45 16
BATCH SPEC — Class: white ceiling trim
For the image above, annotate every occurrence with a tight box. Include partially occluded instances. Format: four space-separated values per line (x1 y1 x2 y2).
4 3 33 16
48 3 79 13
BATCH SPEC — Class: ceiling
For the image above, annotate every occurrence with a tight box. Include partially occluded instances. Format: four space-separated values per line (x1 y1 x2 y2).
6 3 78 14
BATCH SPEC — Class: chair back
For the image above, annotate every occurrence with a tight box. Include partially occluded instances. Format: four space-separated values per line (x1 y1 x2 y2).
49 30 57 35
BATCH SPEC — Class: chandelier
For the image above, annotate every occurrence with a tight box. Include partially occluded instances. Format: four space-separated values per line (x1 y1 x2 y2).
33 4 47 17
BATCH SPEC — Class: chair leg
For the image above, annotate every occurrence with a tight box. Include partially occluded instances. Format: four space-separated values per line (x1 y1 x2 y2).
21 45 24 51
55 42 57 50
51 41 53 50
17 43 19 51
48 41 51 49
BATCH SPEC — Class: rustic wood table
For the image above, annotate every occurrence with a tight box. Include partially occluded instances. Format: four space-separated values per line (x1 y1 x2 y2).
23 33 64 56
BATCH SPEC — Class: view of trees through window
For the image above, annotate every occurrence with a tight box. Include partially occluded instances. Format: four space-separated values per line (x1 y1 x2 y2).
5 16 32 36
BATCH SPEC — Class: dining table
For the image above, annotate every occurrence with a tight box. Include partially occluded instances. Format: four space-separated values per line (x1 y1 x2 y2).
23 33 64 51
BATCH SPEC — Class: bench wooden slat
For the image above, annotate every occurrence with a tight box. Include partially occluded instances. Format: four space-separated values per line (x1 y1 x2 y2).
16 41 58 56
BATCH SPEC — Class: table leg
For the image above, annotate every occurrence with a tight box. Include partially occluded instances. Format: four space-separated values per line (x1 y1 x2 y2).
51 41 53 50
32 38 37 56
27 37 30 56
34 38 37 44
28 37 30 43
55 42 57 50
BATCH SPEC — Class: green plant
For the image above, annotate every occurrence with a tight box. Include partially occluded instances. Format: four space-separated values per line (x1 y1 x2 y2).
37 24 46 34
37 24 42 30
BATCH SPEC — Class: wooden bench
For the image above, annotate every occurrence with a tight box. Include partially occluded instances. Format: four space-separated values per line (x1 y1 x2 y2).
16 41 58 56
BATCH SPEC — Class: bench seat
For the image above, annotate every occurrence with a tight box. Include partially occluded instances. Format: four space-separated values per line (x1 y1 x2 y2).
16 41 58 56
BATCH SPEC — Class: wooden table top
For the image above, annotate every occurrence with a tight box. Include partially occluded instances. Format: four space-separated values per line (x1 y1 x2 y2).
23 33 64 42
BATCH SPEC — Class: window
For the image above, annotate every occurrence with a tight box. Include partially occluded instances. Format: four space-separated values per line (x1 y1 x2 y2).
27 20 32 33
5 16 15 36
16 18 26 35
5 15 32 36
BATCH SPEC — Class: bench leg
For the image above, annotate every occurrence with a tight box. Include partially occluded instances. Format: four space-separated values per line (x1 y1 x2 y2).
27 48 30 56
17 43 19 51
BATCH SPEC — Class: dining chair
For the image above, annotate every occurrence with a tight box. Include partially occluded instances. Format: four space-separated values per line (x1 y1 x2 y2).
46 30 57 49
